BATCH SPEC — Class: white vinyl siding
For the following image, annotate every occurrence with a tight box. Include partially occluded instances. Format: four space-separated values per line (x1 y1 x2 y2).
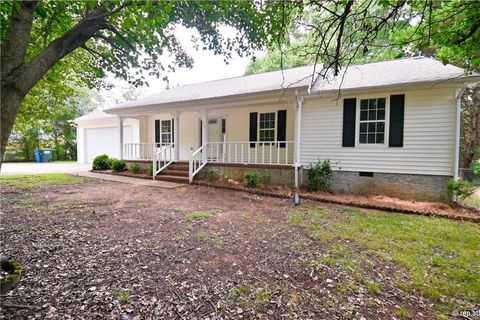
301 88 456 176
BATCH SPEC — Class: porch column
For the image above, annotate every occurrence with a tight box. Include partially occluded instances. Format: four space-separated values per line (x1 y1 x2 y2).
294 90 303 189
118 116 124 159
201 108 209 163
172 111 180 161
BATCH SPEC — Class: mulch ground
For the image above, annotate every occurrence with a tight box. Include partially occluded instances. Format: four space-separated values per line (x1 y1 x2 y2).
0 179 458 319
194 179 480 222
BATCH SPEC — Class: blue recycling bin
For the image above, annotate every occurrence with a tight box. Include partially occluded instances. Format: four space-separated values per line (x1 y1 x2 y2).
34 149 43 162
42 149 53 162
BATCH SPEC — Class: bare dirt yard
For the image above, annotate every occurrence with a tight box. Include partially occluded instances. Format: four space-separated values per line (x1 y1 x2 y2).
0 174 479 319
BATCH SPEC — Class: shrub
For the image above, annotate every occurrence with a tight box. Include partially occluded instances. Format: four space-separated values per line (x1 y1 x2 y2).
129 163 140 173
244 171 260 188
109 158 126 171
206 168 220 182
473 159 480 176
307 160 333 192
147 164 153 176
92 154 110 170
260 171 272 187
447 178 475 201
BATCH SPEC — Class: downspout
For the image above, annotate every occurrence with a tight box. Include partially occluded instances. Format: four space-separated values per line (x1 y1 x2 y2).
294 90 304 189
454 84 467 181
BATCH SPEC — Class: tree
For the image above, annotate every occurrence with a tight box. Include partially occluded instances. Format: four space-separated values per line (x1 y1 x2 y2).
1 0 291 163
6 76 95 161
245 0 479 76
461 85 480 170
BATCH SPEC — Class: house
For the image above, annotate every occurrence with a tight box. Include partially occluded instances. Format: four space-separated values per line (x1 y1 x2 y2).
75 57 479 201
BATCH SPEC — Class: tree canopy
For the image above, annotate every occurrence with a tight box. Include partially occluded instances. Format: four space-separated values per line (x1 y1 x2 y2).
0 0 292 163
246 0 480 75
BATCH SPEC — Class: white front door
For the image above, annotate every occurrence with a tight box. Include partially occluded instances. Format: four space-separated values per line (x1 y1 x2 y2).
207 118 225 160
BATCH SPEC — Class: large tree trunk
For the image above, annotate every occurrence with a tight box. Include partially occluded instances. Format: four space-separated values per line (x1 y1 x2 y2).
460 85 480 170
1 88 27 162
0 3 107 166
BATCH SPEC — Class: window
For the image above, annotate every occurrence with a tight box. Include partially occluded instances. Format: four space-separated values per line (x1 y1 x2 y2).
359 98 386 144
259 112 275 142
160 120 172 144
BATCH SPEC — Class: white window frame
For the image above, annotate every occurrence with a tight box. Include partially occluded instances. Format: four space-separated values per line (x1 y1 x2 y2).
160 119 172 144
355 96 390 147
258 112 276 143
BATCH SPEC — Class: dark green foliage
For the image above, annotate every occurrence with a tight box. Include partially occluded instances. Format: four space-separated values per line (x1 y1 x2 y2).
92 154 110 170
244 171 260 188
307 160 333 192
206 168 220 182
447 178 475 201
0 259 22 294
147 164 153 176
110 158 126 171
129 163 140 173
260 171 272 188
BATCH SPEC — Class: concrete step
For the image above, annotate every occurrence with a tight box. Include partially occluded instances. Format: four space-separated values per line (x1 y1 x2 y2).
155 175 189 184
159 170 189 177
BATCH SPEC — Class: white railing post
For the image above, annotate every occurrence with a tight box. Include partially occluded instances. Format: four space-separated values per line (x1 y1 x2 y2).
189 152 193 183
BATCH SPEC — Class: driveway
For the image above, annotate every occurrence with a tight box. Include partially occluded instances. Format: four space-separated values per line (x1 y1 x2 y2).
0 162 91 175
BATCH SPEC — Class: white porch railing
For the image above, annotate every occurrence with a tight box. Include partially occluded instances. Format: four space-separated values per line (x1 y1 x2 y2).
189 144 208 183
152 143 174 178
123 143 169 161
189 141 294 183
207 141 294 165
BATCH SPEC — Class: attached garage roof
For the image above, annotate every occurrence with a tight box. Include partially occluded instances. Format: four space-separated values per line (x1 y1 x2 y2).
75 110 116 123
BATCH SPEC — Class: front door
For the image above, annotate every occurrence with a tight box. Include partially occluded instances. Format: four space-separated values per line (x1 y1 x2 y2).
206 117 225 160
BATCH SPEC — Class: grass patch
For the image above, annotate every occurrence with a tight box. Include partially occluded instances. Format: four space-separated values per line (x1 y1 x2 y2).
1 173 86 189
185 210 217 223
288 206 480 314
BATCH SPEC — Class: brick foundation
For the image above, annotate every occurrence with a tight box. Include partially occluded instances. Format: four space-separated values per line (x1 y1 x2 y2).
302 170 450 201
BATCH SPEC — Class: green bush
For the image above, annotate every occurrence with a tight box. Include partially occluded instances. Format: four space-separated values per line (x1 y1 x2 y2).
129 163 140 173
307 159 333 192
260 171 272 187
92 154 110 170
206 168 220 182
244 171 260 188
447 178 475 201
109 158 126 171
473 159 480 176
147 164 153 176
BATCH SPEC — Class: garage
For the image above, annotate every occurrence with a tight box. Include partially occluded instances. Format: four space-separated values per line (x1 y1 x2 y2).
75 111 139 164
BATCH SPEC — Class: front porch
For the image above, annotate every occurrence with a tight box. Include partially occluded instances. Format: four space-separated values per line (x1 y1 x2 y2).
114 95 304 185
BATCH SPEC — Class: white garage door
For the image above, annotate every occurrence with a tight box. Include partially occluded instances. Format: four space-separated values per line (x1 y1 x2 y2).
84 126 132 163
85 127 119 163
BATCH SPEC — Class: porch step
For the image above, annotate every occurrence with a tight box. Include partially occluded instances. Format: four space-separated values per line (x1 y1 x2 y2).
168 164 190 171
155 175 189 183
158 169 189 177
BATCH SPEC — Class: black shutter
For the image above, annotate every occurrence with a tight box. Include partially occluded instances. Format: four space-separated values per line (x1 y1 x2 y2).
342 98 356 147
171 119 174 144
277 110 287 148
389 94 405 147
249 112 258 147
155 120 160 144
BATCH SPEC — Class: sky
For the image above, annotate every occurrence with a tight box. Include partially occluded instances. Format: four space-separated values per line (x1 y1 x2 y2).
99 25 264 108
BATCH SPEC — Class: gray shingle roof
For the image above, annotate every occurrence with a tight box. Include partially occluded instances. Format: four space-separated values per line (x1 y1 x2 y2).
311 57 468 93
108 65 318 110
105 57 475 113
